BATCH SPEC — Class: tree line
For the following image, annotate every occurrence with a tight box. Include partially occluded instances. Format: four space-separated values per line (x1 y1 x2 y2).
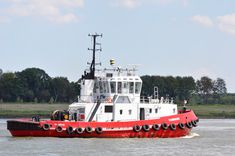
0 67 234 104
141 75 234 104
0 68 80 103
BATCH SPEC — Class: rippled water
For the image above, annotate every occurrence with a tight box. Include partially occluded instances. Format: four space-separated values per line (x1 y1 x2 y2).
0 119 235 156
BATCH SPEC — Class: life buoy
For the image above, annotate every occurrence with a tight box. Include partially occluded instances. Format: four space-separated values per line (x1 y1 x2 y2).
152 124 160 131
42 123 50 131
161 123 168 130
95 127 103 134
76 127 83 134
191 120 197 127
170 124 176 130
55 125 63 133
178 123 185 129
133 125 141 132
85 126 92 133
66 126 74 134
142 125 150 132
186 122 193 129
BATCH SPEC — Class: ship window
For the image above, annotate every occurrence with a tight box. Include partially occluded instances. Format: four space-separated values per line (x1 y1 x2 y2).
129 82 134 94
135 82 142 94
105 106 113 113
123 82 128 94
78 108 85 114
120 109 123 115
93 81 99 93
106 73 113 77
110 82 116 93
103 81 109 93
173 108 176 113
99 81 104 93
118 82 122 93
116 96 131 103
128 110 132 115
149 108 152 113
155 108 158 114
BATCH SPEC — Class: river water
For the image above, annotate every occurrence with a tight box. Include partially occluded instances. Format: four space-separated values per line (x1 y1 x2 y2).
0 119 235 156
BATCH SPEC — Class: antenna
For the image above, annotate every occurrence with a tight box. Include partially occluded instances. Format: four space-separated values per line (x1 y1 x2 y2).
83 33 102 79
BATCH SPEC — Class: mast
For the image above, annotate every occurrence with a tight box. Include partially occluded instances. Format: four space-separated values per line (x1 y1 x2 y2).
82 33 102 79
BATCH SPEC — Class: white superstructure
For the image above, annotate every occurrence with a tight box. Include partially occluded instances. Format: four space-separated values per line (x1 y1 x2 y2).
68 34 177 122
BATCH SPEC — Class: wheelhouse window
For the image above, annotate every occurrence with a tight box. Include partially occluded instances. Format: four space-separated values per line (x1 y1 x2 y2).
93 80 99 93
117 82 122 94
122 82 128 94
129 82 134 94
103 81 109 93
135 82 142 94
99 81 104 93
110 81 116 94
116 96 131 103
120 109 123 115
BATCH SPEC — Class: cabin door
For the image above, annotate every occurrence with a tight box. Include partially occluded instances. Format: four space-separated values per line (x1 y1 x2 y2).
140 108 145 120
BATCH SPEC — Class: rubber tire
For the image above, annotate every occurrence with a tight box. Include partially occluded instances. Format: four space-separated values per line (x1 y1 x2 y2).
67 126 73 134
178 123 185 129
85 126 92 133
76 127 83 134
142 125 150 132
186 122 193 129
161 123 168 130
95 127 103 134
42 123 50 131
133 125 141 132
191 120 197 127
152 124 160 131
55 125 63 133
170 124 176 130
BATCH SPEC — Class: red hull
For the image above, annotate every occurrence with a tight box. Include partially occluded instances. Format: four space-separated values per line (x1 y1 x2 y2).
7 110 198 138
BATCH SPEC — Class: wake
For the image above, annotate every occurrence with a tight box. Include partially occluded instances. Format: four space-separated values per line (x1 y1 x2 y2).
181 133 200 139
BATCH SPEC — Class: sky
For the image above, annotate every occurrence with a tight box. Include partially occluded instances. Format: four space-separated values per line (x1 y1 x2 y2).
0 0 235 92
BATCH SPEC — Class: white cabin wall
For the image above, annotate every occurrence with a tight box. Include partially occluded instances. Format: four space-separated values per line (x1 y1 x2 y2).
80 80 94 103
139 104 177 119
113 103 138 121
95 103 113 122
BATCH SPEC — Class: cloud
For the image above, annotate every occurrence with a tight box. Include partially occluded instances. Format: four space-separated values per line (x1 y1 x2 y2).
112 0 186 9
191 15 214 28
217 13 235 36
0 0 84 24
191 13 235 37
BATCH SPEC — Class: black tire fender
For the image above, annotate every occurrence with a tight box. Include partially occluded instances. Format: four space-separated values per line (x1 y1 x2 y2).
55 125 63 133
142 125 150 132
133 125 141 132
42 123 50 131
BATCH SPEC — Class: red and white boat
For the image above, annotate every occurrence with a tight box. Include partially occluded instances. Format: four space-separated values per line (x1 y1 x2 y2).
7 34 198 138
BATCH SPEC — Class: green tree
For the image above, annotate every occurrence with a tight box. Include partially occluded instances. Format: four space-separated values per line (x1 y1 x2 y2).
213 78 227 95
0 72 22 102
176 76 195 102
196 76 213 103
16 68 51 102
51 77 71 102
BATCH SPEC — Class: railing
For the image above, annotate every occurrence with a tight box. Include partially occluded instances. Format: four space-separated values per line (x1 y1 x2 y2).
140 96 174 104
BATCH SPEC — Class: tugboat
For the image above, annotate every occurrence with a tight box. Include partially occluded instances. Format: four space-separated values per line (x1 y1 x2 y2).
7 34 198 138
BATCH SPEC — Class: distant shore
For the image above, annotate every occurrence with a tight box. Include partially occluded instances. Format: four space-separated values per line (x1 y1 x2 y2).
0 103 235 119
